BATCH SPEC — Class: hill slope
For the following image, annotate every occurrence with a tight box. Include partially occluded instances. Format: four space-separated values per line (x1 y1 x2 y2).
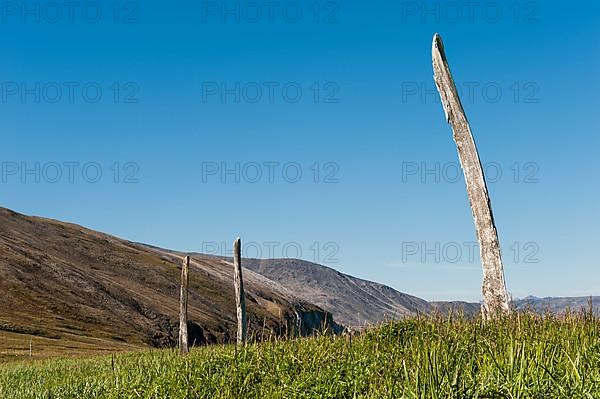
1 207 596 359
242 258 431 328
0 208 337 359
243 259 599 326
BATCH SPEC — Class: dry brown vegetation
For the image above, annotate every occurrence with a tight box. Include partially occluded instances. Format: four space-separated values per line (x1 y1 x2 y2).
0 208 336 360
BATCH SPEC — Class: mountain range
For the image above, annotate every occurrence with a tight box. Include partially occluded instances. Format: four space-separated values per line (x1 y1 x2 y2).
0 207 596 359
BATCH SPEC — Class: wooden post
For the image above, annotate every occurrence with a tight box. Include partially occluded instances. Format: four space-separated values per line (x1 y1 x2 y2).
233 237 247 344
179 255 190 354
29 338 32 358
432 33 510 319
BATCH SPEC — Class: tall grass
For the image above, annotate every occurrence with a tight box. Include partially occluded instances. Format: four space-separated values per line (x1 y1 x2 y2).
1 312 598 398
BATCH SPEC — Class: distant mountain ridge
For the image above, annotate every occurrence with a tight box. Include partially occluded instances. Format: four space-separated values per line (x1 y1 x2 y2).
242 258 599 324
513 296 599 314
0 206 596 360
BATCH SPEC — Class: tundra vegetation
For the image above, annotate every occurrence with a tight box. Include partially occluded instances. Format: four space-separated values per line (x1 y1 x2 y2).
1 312 598 398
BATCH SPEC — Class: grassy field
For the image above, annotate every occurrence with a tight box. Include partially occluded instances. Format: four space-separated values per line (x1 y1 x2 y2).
0 313 598 399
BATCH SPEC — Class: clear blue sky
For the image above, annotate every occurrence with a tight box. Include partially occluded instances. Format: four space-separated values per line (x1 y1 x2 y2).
2 0 598 301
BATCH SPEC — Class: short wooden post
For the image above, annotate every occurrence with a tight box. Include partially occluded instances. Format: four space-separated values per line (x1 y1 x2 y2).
432 33 510 319
233 237 247 345
179 255 190 354
29 338 32 358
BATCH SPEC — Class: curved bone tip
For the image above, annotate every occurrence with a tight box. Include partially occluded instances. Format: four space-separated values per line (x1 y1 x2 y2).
432 33 446 60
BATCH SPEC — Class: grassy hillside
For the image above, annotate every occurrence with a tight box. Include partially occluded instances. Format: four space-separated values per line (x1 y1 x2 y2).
1 313 598 398
0 207 338 359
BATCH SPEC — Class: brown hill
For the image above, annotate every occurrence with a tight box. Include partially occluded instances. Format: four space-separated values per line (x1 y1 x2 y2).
2 207 594 360
0 208 337 360
241 260 599 325
241 258 431 328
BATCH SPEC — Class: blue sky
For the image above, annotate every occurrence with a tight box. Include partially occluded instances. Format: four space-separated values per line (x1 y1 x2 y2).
1 0 598 301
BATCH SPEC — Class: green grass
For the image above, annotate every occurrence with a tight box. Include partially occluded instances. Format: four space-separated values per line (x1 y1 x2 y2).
1 312 598 398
